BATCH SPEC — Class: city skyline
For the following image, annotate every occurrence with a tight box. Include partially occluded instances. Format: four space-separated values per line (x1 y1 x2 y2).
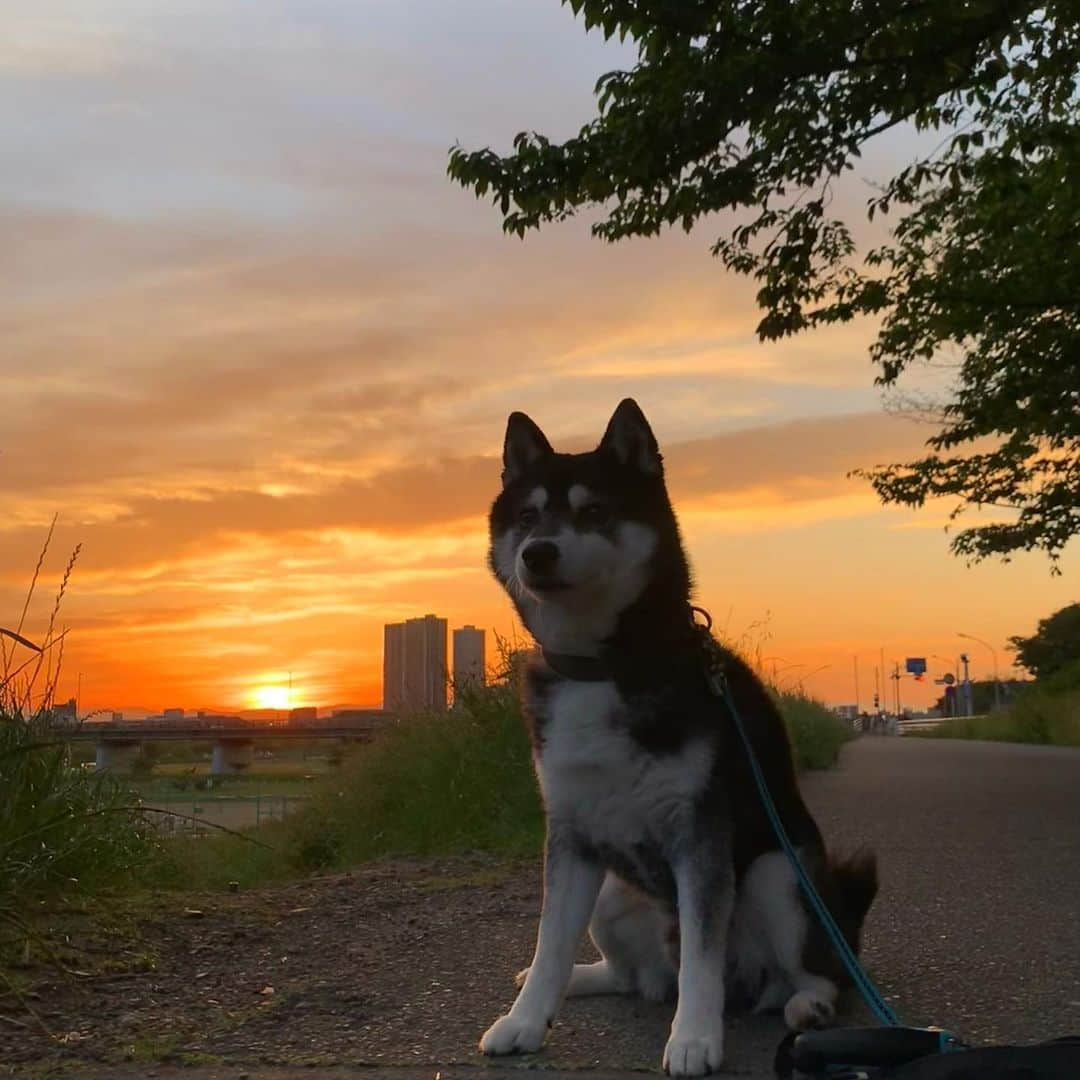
34 610 1022 720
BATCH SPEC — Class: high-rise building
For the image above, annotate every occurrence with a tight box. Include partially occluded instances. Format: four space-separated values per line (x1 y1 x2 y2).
383 622 407 712
405 614 447 712
452 625 486 700
383 614 448 713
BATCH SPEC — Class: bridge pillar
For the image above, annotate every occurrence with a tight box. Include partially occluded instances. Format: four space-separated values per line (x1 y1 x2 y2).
211 738 254 775
95 739 141 773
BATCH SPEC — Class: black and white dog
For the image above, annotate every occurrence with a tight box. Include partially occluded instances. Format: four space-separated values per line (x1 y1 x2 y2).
480 399 878 1076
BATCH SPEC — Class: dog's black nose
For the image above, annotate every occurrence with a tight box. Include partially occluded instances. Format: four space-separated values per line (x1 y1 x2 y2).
521 541 559 574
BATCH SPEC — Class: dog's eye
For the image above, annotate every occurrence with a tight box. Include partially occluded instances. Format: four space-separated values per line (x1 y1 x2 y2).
578 504 610 527
518 507 540 529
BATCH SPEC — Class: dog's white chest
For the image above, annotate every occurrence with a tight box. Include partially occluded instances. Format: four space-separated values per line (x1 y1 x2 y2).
534 681 711 851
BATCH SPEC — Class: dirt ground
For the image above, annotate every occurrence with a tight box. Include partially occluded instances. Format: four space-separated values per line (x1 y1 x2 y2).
1 857 512 1072
6 854 768 1078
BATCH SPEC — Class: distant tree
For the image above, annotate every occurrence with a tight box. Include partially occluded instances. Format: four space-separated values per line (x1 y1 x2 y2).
1039 656 1080 693
1009 602 1080 678
448 1 1080 567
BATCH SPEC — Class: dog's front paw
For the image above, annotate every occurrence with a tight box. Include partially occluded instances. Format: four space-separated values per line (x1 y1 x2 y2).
662 1028 724 1076
479 1012 548 1056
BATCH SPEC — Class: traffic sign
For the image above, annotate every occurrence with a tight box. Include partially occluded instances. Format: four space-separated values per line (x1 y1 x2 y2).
942 673 956 685
905 657 927 676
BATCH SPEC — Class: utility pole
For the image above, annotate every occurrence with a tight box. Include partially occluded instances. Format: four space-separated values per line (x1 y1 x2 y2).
892 662 902 717
853 655 860 713
959 653 972 716
958 632 1001 710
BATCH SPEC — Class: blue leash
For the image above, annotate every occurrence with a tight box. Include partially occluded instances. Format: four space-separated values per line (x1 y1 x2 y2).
688 614 903 1028
700 647 976 1074
674 609 978 1073
709 662 902 1027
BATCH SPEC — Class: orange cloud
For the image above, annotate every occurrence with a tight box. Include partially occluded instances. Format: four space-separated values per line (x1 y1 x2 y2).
6 402 1042 715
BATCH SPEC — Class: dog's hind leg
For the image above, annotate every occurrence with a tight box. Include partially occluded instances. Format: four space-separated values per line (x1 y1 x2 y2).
515 872 676 1001
585 873 675 1000
742 851 837 1031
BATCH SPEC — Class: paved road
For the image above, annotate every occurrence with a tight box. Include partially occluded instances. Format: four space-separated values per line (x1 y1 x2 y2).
47 737 1080 1079
805 737 1080 1049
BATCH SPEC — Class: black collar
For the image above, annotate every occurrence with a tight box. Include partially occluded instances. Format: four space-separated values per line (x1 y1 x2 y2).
541 649 614 682
539 607 715 684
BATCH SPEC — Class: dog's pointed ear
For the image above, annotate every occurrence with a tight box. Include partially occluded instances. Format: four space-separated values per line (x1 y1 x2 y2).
598 398 662 476
502 411 553 487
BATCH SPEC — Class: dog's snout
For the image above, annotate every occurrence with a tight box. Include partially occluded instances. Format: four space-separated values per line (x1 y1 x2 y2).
521 540 559 574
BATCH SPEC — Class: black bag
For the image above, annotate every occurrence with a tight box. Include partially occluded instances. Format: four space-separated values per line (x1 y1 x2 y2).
881 1036 1080 1079
775 1027 1080 1078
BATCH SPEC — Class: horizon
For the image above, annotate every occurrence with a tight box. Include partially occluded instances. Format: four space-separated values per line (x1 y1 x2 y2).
2 2 1075 716
37 607 1039 718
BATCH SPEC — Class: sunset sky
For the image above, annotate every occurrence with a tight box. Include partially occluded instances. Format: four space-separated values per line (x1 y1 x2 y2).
2 2 1075 715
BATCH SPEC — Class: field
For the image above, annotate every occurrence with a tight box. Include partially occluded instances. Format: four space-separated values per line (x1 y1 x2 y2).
127 752 345 835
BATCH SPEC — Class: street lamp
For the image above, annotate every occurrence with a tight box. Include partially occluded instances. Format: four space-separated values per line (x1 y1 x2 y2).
930 653 960 682
957 632 1001 710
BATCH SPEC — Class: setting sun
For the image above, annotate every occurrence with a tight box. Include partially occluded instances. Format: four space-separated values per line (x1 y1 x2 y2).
250 685 292 711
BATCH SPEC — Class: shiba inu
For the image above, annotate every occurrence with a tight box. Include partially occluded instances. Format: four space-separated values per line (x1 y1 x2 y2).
480 399 877 1076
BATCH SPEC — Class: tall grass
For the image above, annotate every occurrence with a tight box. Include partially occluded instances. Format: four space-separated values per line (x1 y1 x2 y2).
721 615 855 768
287 677 543 869
915 689 1080 746
0 711 161 909
779 689 856 769
1 530 162 985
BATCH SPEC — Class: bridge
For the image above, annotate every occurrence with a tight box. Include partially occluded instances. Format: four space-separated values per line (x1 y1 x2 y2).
65 716 391 774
